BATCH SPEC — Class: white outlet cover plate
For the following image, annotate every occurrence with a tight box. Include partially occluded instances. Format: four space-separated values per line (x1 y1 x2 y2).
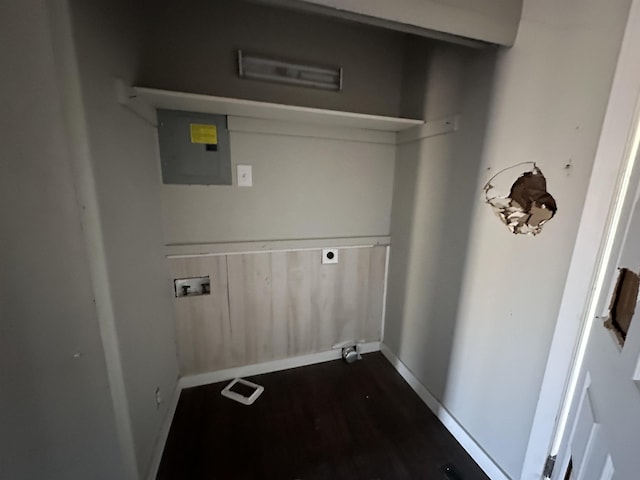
322 248 339 264
237 164 252 187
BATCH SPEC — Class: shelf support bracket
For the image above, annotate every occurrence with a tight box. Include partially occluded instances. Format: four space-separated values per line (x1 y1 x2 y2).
114 78 157 127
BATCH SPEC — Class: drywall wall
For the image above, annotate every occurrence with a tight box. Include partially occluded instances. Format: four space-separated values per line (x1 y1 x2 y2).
288 0 522 46
400 38 477 122
162 119 396 245
136 0 407 117
520 5 640 477
384 0 631 478
67 0 180 477
0 0 126 478
386 40 496 432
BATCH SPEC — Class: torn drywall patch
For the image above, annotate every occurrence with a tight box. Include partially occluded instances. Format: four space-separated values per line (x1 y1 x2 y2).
484 162 557 236
604 267 640 346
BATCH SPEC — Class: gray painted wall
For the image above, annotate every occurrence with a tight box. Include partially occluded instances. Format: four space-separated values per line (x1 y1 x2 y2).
384 0 631 477
400 39 477 122
8 1 626 478
68 0 180 477
162 124 396 245
0 1 126 478
386 40 497 460
137 1 408 246
136 0 407 117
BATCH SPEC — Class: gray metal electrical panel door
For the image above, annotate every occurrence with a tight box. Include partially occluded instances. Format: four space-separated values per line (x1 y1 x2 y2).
157 109 232 185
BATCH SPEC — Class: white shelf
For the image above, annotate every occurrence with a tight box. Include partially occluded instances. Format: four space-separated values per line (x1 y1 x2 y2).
133 86 423 132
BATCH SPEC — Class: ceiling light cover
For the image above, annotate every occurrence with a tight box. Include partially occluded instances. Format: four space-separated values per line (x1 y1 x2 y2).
238 50 342 91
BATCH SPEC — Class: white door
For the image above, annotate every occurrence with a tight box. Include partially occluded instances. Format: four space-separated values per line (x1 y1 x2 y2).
553 179 640 480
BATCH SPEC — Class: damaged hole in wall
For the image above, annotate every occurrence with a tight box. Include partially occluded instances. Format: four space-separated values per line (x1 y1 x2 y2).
604 267 640 346
483 162 557 235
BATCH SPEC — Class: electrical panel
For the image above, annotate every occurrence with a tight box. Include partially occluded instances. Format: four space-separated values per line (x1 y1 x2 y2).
157 109 231 185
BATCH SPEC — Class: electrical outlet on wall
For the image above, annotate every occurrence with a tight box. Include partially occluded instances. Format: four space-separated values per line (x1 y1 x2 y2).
237 164 252 187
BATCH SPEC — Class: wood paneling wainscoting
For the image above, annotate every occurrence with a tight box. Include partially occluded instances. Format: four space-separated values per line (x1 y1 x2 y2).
169 246 387 376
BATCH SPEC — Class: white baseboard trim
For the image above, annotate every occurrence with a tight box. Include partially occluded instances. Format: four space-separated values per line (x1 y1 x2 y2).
180 341 381 390
380 343 510 480
145 382 181 480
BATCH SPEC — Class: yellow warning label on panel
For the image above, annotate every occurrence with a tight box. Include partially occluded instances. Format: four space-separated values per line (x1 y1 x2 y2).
190 124 218 144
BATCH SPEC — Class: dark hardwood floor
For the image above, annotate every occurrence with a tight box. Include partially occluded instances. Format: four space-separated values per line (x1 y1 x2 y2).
157 353 490 480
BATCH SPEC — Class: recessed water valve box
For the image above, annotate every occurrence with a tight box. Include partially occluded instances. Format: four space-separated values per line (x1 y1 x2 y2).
322 248 338 264
174 276 211 298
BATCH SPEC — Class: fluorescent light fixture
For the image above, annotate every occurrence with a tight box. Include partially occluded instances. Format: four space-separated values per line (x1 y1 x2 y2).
238 50 342 91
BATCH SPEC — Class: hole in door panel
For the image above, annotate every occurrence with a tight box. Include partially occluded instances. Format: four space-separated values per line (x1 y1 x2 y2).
604 267 639 346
